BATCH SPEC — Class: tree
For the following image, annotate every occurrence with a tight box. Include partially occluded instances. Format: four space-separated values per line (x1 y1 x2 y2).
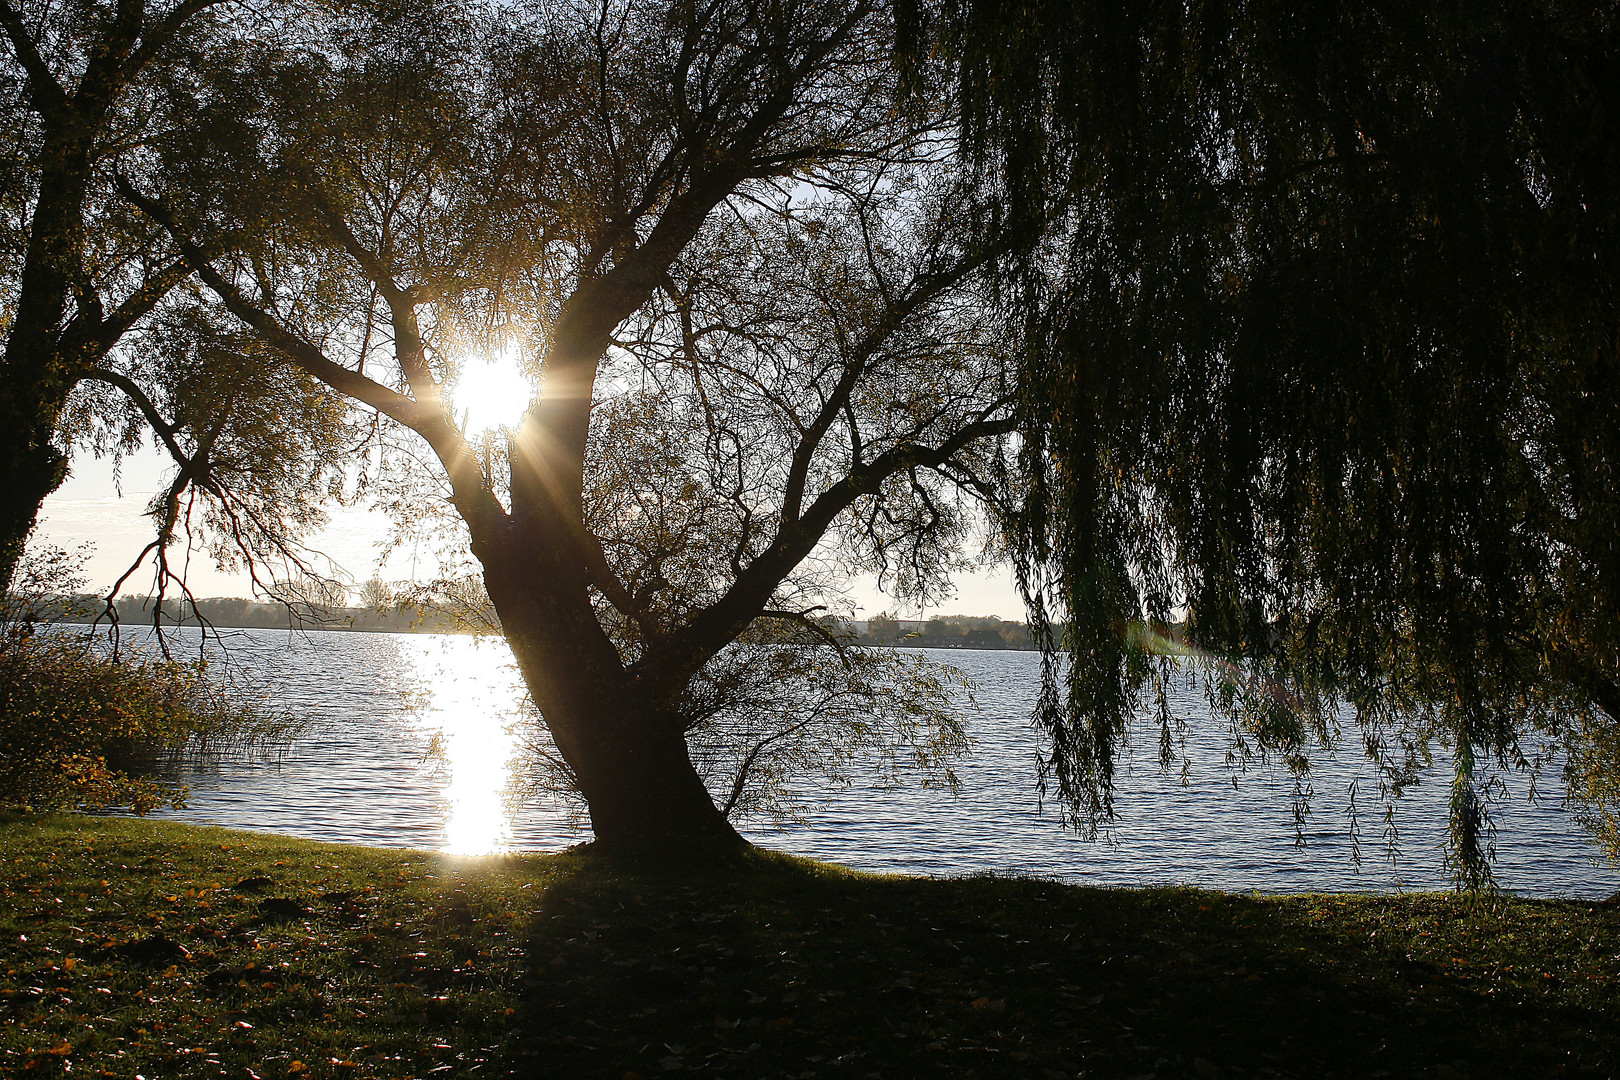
925 0 1620 881
137 0 1016 850
0 0 351 604
865 610 901 642
0 0 211 591
356 576 393 610
264 572 350 620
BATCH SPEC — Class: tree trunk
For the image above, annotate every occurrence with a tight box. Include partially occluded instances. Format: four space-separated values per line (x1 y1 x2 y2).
0 400 71 596
566 712 745 854
484 547 746 856
0 123 96 595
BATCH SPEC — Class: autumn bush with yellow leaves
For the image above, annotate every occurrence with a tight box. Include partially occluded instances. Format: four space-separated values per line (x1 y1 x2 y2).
0 628 291 814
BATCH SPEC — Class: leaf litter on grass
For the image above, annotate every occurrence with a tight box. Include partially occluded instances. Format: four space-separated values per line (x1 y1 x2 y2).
2 813 1617 1078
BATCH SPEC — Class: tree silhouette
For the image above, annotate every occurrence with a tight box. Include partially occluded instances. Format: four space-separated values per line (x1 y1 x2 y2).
930 0 1620 881
0 0 351 604
135 0 1013 849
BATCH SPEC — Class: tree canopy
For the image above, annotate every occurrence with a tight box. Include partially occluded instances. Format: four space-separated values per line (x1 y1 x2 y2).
6 0 1618 874
0 0 354 609
127 0 1014 848
926 0 1620 881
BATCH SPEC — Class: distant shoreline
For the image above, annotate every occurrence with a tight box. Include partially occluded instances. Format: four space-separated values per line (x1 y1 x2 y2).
43 613 1041 649
38 598 1039 648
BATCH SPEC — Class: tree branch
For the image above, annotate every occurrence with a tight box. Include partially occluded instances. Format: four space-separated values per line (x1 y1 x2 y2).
122 0 229 83
756 607 854 664
782 245 1002 522
643 407 1018 695
63 258 191 362
116 173 510 542
81 367 186 463
0 0 66 118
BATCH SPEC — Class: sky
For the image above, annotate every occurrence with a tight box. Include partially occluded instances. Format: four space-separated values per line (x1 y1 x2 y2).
34 444 1030 621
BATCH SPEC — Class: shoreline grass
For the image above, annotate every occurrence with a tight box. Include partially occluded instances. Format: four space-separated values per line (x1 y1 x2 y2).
2 813 1616 1079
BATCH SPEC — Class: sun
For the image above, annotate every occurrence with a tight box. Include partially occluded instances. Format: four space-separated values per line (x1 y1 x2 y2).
452 339 533 436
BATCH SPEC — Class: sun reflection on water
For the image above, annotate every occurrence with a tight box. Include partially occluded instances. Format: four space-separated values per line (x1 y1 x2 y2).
402 635 532 856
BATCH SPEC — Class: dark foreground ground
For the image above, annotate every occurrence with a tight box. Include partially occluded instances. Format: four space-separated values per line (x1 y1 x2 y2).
1 813 1615 1079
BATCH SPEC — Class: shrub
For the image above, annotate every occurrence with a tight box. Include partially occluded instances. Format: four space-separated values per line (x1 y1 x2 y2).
1 543 294 814
0 629 291 814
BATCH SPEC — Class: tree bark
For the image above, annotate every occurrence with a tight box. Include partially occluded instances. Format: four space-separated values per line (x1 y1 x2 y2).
482 538 745 855
0 435 68 595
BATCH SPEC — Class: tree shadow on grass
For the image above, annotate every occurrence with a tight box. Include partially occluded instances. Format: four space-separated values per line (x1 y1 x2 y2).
507 850 1618 1079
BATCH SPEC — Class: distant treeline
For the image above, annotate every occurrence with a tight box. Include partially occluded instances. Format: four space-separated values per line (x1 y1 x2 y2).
847 614 1036 651
32 594 1038 647
35 594 468 635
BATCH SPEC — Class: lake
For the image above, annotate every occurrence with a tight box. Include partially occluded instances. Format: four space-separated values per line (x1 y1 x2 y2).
116 626 1620 897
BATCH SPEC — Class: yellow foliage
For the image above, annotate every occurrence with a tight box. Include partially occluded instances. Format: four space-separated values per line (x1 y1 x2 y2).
0 629 283 813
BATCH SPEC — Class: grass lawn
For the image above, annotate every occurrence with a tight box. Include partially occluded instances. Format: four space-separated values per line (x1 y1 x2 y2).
1 812 1616 1079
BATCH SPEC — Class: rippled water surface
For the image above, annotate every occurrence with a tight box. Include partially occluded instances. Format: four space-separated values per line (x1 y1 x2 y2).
120 627 1619 897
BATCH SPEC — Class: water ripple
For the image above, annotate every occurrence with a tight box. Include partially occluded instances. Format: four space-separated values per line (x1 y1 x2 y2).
115 627 1620 897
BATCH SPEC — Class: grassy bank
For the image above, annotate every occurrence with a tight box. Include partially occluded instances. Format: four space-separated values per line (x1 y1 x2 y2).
2 814 1616 1079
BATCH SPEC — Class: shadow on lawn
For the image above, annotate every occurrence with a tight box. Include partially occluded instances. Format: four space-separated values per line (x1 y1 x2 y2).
505 852 1616 1080
0 817 1612 1078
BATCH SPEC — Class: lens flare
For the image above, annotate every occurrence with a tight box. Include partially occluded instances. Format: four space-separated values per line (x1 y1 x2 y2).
452 339 532 436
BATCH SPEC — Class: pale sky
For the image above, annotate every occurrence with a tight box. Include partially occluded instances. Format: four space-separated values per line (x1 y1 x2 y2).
34 444 1029 620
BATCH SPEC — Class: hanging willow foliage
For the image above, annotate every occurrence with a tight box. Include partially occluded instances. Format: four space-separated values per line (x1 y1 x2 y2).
915 0 1620 883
